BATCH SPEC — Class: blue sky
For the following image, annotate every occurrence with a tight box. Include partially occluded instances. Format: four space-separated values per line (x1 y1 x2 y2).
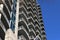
37 0 60 40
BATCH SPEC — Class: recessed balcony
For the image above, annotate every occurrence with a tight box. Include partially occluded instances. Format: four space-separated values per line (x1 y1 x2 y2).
3 5 10 20
41 30 45 35
18 18 29 33
19 13 28 24
18 26 29 40
0 14 1 19
1 14 9 30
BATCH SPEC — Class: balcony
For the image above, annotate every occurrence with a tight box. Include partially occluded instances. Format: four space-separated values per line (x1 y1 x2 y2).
19 4 33 15
40 23 44 27
37 7 40 10
39 35 41 39
33 15 38 20
28 24 36 32
41 30 46 35
19 4 36 17
27 7 34 14
19 11 28 24
19 5 28 16
29 29 36 37
2 0 10 15
18 18 29 33
38 13 42 16
28 11 37 18
39 17 43 20
41 35 46 40
41 27 45 31
39 20 43 24
35 26 40 33
28 16 39 26
0 9 10 25
35 35 41 40
18 35 26 40
19 0 33 12
29 36 34 40
28 17 34 24
36 30 41 35
18 26 29 40
27 2 33 9
3 5 10 20
20 0 33 9
1 14 9 30
34 21 40 27
27 12 34 18
8 0 12 6
40 26 44 30
42 37 46 40
4 0 11 11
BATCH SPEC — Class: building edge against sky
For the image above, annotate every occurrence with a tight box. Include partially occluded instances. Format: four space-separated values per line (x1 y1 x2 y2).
0 0 46 40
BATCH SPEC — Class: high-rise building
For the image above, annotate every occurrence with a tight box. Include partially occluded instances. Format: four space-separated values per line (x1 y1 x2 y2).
0 0 46 40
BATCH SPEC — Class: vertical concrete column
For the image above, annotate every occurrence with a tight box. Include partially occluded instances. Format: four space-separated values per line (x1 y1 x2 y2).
15 0 19 40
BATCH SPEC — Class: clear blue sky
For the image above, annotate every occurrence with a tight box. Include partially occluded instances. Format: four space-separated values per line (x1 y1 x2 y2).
37 0 60 40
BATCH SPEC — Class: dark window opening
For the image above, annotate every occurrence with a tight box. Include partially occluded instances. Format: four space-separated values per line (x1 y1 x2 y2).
41 24 44 26
39 11 41 12
42 32 45 35
40 17 42 19
41 28 45 30
40 20 43 22
39 14 42 16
